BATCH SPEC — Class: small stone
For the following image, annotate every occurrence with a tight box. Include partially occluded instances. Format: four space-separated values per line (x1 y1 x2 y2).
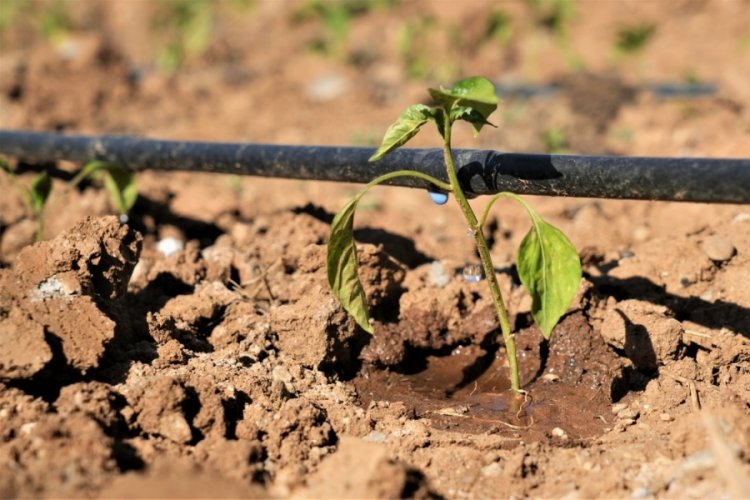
611 403 628 414
659 413 673 422
20 422 37 435
551 427 568 439
306 73 350 102
363 430 387 443
631 487 652 498
701 235 735 262
732 212 750 223
617 408 640 420
272 365 293 384
428 261 450 288
159 412 193 443
34 275 79 301
632 226 649 241
156 237 184 258
620 418 636 427
481 462 503 477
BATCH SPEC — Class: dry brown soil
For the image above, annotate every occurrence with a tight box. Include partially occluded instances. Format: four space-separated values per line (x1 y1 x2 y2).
1 1 749 498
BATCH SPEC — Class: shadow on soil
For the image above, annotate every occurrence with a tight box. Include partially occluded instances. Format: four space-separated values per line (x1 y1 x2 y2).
591 274 750 339
130 195 224 247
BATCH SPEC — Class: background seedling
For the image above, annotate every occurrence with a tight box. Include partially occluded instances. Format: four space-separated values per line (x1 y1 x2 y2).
153 0 213 72
525 0 576 40
292 0 395 59
614 22 655 55
542 127 569 154
0 159 138 240
483 9 514 46
327 76 582 393
38 0 71 44
1 159 52 241
70 161 138 218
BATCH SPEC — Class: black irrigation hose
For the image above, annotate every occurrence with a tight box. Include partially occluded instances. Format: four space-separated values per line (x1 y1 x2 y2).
1 129 749 204
494 82 717 100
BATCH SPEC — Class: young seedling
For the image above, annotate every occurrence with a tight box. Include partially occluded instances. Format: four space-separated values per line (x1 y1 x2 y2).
1 159 52 241
1 158 137 240
327 76 581 394
69 160 138 219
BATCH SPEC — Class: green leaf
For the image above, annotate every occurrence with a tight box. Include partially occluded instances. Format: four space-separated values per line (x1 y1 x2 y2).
450 105 496 136
327 194 373 333
327 169 452 334
29 170 52 215
70 160 113 187
0 158 12 174
73 161 138 215
428 76 498 133
102 166 138 214
369 104 435 161
516 213 581 339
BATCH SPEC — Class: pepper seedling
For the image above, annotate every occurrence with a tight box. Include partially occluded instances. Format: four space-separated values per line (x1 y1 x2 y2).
327 76 581 394
69 160 138 218
0 158 137 242
1 158 52 241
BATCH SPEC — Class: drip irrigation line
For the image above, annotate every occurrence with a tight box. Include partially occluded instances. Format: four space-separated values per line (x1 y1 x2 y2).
494 82 717 100
0 129 748 204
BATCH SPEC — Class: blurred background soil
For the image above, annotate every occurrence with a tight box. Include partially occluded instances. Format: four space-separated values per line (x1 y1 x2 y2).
0 1 749 498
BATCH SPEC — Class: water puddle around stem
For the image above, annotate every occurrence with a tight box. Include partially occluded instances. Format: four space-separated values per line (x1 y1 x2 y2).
354 343 613 441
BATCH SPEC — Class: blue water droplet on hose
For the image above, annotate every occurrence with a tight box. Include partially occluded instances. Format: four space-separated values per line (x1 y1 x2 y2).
429 191 449 205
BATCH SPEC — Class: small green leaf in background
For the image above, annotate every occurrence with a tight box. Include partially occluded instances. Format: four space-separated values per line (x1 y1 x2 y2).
74 161 138 215
429 76 498 134
327 194 373 333
516 214 581 338
0 158 12 174
369 104 435 161
70 160 112 187
28 171 52 215
102 166 138 214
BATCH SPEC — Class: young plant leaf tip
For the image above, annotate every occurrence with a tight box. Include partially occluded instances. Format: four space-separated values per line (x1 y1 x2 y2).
369 104 434 162
327 76 581 393
74 161 138 215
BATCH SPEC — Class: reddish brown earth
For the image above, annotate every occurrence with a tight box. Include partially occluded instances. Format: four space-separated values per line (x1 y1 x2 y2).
1 1 749 498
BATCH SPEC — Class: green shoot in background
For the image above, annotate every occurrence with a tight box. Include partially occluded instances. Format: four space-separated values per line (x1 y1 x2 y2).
0 159 138 241
71 161 138 216
1 159 51 241
326 76 581 393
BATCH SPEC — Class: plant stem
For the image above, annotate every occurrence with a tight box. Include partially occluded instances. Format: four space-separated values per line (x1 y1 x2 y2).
35 216 44 242
440 116 522 393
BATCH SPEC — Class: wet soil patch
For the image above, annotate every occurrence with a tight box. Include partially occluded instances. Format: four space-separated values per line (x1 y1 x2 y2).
354 312 618 441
